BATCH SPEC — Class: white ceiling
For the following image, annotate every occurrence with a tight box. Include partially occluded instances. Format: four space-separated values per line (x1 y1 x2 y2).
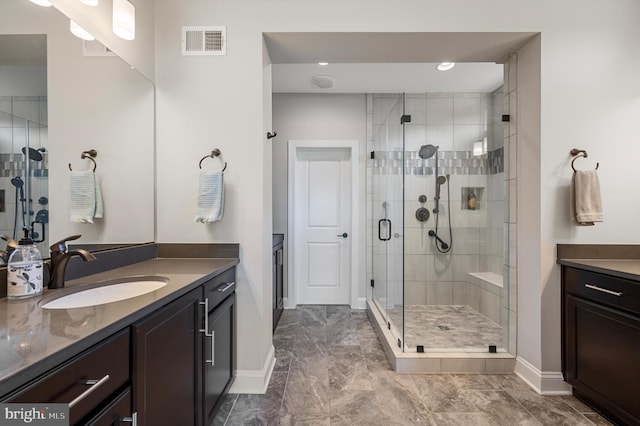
266 32 536 93
273 62 504 93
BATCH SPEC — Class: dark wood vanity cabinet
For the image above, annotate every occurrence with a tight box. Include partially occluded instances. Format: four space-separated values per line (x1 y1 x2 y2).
562 266 640 425
132 287 203 426
202 268 236 425
8 329 132 425
3 266 237 426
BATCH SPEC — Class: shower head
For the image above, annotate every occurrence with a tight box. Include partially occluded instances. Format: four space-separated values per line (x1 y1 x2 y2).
10 176 23 188
418 144 439 159
21 147 45 162
436 175 447 185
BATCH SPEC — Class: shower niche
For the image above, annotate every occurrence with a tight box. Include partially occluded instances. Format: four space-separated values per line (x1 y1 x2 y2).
461 187 484 210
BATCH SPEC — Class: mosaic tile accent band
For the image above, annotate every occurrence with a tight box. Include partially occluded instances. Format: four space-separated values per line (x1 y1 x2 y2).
369 148 504 175
0 153 48 177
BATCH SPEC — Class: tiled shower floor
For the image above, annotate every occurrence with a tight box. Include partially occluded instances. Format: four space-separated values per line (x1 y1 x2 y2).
387 305 504 352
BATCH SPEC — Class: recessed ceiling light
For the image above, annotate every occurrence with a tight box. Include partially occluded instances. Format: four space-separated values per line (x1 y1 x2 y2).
79 0 99 5
318 62 329 66
436 62 455 71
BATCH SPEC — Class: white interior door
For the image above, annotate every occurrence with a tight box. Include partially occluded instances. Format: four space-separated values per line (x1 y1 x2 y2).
294 147 351 305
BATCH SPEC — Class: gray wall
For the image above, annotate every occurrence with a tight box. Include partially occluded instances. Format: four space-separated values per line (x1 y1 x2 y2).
272 93 367 300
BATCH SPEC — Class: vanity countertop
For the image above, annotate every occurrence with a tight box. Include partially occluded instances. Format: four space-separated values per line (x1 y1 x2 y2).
0 257 239 398
557 258 640 282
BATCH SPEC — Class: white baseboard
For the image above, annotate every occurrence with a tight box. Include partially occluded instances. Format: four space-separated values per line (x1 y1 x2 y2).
353 297 367 310
229 345 275 394
515 356 571 395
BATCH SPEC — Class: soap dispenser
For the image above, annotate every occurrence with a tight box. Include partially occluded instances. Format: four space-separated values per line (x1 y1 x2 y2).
7 227 44 300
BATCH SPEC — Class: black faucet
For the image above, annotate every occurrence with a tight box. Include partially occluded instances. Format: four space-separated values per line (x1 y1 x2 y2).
47 235 97 289
0 235 18 264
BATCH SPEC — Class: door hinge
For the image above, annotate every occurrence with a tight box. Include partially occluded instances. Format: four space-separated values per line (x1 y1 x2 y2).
400 114 411 124
501 114 510 122
370 151 375 159
370 279 375 288
387 322 391 330
397 338 401 348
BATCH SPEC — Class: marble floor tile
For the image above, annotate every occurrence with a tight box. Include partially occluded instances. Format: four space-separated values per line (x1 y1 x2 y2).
330 389 410 426
507 389 597 426
427 412 497 426
282 356 330 417
291 325 328 358
412 374 479 413
299 304 326 326
369 370 432 425
463 390 543 425
223 372 287 426
449 373 504 391
560 395 596 414
211 393 238 426
217 305 612 426
583 413 615 425
328 345 373 391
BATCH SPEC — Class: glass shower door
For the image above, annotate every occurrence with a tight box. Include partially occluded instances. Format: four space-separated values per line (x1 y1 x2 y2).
371 94 405 349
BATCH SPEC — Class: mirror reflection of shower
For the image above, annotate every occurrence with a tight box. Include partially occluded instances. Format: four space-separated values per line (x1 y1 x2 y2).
418 144 452 253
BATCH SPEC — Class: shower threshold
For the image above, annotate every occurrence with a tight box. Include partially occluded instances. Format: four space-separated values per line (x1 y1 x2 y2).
366 300 515 374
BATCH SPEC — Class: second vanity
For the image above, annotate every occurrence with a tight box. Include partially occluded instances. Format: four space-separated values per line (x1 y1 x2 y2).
0 246 239 425
557 245 640 426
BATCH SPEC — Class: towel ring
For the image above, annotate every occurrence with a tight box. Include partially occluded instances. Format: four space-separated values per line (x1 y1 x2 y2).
570 149 599 172
199 148 227 172
69 149 98 172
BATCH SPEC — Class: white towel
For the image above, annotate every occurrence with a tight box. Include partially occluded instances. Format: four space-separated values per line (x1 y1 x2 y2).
571 170 603 226
70 170 103 223
194 170 224 223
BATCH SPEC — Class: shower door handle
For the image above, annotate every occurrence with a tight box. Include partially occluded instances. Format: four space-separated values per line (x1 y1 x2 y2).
378 219 391 241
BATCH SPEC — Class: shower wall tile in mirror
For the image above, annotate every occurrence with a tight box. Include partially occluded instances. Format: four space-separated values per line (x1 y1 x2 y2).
0 96 48 253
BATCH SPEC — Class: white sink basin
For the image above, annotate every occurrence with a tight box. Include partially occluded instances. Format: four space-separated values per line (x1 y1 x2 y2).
42 276 169 309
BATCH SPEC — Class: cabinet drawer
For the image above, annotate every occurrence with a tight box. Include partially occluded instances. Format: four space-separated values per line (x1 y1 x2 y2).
203 268 236 311
563 267 640 315
85 388 132 426
10 329 130 425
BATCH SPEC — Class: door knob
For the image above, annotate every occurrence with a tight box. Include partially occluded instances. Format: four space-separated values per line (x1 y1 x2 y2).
337 233 348 238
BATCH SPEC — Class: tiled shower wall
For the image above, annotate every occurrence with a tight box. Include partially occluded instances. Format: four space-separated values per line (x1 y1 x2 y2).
367 90 507 333
0 96 49 254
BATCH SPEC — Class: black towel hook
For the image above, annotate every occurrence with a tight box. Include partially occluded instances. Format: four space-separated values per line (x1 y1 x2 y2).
266 131 277 140
570 148 599 172
69 149 97 172
199 148 227 172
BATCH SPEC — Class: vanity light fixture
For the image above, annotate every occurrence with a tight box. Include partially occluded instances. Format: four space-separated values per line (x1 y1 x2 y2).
436 62 455 71
78 0 99 5
70 20 95 41
29 0 52 7
113 0 135 40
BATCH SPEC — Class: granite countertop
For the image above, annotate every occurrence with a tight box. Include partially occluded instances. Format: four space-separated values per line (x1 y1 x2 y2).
0 257 239 399
557 258 640 282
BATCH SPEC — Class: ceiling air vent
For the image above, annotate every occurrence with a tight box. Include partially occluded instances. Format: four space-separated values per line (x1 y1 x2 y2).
82 40 116 57
182 26 226 56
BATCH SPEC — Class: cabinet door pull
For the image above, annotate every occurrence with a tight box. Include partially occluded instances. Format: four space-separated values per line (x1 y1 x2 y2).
217 282 235 293
121 412 138 426
199 299 212 337
206 330 216 366
585 284 623 297
68 374 110 408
